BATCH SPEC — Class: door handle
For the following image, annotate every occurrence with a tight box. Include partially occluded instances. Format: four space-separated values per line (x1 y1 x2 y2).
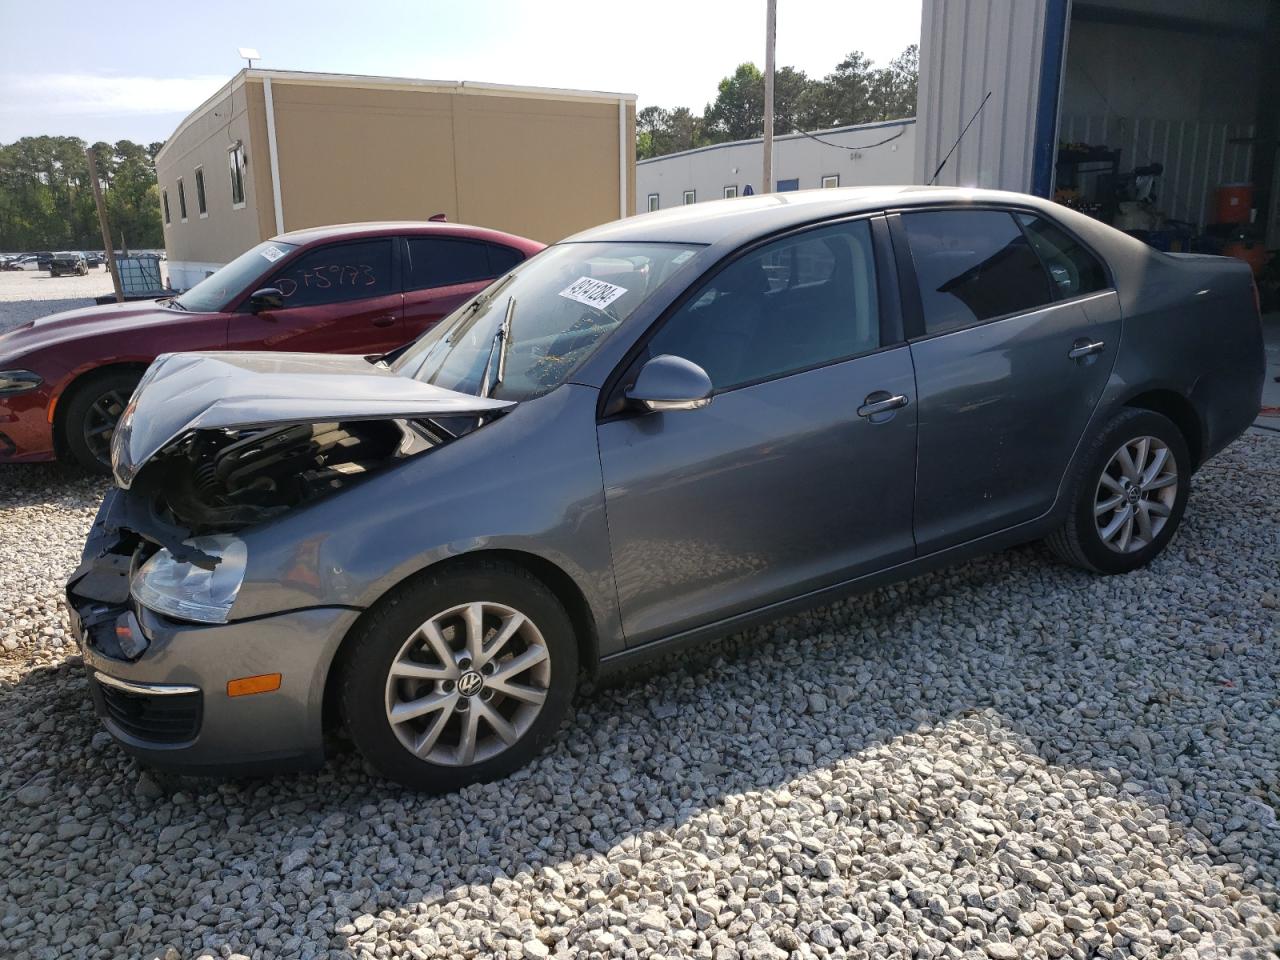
372 316 397 328
857 392 909 419
1068 339 1105 360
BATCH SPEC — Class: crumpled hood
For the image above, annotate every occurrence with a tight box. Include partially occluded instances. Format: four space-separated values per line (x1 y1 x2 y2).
112 351 512 488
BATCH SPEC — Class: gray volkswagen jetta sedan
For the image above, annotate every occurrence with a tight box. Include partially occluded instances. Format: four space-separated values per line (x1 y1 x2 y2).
67 186 1264 791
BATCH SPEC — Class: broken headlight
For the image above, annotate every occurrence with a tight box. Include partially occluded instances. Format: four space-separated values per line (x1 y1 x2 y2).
131 535 247 624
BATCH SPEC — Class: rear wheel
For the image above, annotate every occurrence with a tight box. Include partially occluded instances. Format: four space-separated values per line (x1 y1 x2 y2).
340 560 578 792
61 370 140 473
1046 408 1190 574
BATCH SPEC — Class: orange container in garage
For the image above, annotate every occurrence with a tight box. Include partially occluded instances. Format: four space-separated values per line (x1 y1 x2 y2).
1215 183 1253 224
1221 238 1269 277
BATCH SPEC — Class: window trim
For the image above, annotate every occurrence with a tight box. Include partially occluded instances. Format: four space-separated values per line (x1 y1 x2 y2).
821 174 840 189
888 203 1116 343
723 185 738 199
598 212 899 420
177 177 188 222
647 193 659 212
162 189 170 226
194 165 208 218
228 144 247 210
683 190 696 205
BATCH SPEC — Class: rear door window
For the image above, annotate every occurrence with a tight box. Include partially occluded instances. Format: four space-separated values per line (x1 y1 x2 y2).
1015 213 1109 299
268 240 394 307
405 238 524 290
901 210 1053 335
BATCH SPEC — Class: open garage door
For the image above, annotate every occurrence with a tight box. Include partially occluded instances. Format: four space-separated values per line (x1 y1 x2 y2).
1055 0 1279 265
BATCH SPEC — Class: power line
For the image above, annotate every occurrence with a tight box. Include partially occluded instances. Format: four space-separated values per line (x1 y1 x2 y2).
791 124 908 151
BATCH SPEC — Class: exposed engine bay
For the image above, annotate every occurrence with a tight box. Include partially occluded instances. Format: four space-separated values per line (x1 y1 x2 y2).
128 416 470 534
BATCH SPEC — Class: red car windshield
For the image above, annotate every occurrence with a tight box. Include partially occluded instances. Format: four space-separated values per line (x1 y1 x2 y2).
173 241 299 312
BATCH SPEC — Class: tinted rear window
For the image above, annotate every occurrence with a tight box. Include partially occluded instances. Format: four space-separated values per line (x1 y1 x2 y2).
1016 213 1109 299
405 238 524 290
902 210 1053 335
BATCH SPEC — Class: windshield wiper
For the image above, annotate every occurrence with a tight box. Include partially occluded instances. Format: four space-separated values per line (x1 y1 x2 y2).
479 296 516 399
166 297 188 311
456 273 515 336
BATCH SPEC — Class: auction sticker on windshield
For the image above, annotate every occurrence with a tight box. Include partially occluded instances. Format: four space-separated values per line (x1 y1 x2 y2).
559 277 628 310
260 245 287 263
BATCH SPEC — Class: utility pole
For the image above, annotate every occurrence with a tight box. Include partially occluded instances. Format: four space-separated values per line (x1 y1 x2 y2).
762 0 776 194
85 147 124 303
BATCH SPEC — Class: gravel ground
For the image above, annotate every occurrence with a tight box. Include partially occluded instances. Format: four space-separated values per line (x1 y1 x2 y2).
0 266 168 335
0 269 115 334
0 434 1277 960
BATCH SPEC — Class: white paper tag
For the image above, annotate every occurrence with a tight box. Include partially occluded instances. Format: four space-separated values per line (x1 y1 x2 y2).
260 245 286 263
672 250 695 264
558 276 628 310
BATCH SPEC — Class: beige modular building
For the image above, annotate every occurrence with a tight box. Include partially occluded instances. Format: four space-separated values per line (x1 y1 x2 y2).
155 69 637 290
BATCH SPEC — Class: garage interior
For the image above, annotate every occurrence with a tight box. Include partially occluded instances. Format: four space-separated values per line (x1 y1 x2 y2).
1055 0 1279 304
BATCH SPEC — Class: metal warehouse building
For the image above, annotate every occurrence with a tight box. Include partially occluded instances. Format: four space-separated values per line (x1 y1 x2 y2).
155 69 637 289
636 118 916 211
916 0 1279 250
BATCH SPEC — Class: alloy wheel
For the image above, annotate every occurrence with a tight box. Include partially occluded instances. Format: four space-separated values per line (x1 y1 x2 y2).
1093 435 1178 553
384 601 551 766
83 388 129 467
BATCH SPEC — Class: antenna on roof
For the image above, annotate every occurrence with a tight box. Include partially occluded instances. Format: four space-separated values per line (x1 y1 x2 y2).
238 47 261 69
929 91 992 185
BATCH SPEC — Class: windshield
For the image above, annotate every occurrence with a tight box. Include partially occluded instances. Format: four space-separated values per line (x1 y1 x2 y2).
392 241 701 401
173 240 299 312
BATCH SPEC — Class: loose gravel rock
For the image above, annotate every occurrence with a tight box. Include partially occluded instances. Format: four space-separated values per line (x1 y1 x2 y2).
0 435 1277 959
0 269 116 334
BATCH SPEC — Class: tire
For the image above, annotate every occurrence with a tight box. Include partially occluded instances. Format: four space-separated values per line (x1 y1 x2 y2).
1045 408 1191 574
61 369 141 473
340 559 579 792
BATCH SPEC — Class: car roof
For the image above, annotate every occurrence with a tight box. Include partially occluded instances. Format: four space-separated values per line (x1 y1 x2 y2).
272 220 543 251
565 185 1074 246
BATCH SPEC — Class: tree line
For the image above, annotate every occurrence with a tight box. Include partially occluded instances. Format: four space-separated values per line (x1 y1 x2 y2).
638 45 918 160
0 136 164 252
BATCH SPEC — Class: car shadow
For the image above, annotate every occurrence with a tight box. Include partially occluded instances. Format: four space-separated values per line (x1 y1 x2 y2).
0 436 1275 957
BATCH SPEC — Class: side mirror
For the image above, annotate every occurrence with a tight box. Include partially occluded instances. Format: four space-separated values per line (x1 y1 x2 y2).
625 354 713 413
248 287 285 312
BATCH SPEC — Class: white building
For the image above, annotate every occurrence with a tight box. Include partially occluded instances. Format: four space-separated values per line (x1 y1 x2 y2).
636 118 916 212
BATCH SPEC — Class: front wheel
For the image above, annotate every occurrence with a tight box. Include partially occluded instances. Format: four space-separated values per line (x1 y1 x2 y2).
61 370 140 473
1046 408 1191 574
340 560 579 792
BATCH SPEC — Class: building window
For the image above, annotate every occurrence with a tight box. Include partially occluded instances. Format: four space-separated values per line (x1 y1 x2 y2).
228 144 246 208
194 166 207 217
177 178 188 221
683 190 696 205
723 185 738 199
647 193 659 212
162 190 170 225
776 178 800 192
821 174 840 189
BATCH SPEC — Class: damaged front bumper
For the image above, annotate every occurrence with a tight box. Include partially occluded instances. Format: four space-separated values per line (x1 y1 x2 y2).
66 490 360 775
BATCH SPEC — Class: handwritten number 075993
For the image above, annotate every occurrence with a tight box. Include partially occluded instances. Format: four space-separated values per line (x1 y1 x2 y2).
277 263 377 298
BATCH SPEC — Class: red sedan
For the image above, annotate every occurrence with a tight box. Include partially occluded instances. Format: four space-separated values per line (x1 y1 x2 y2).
0 222 543 470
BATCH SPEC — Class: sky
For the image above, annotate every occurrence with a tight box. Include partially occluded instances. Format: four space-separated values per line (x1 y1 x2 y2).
0 0 921 145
